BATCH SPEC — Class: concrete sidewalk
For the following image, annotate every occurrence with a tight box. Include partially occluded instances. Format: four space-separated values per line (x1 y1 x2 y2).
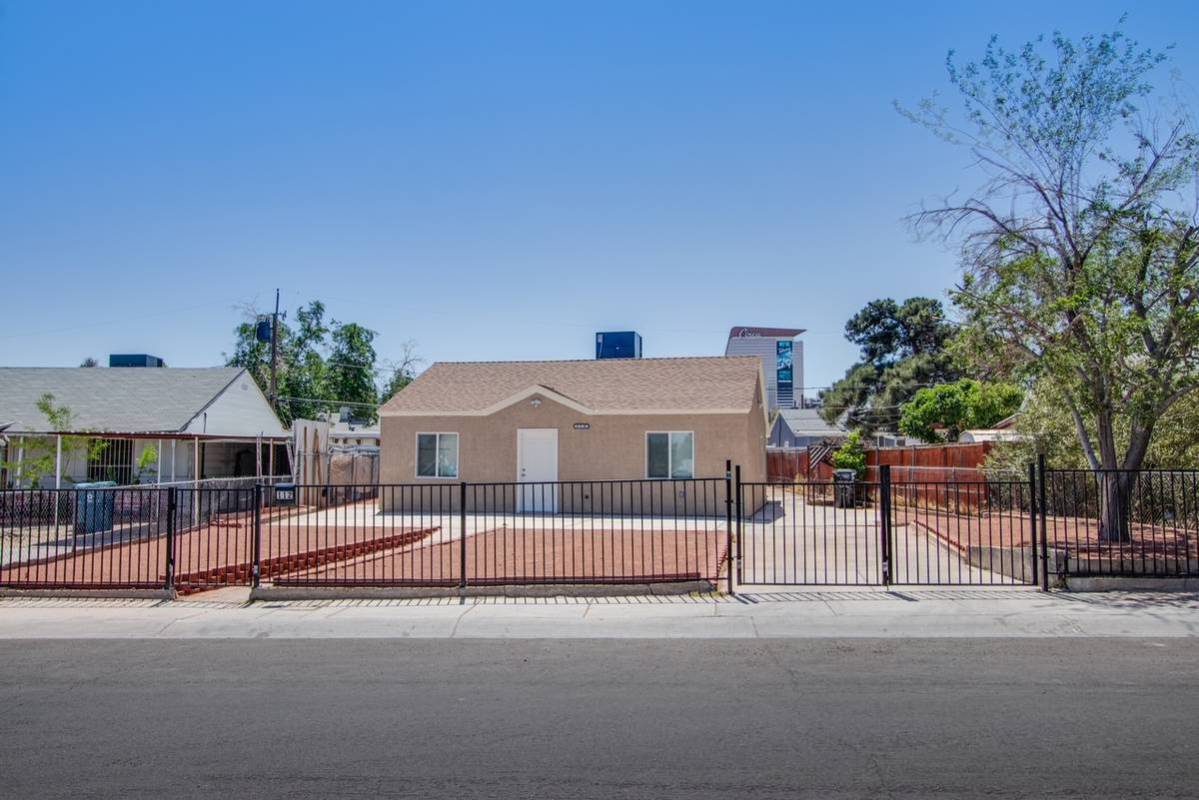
1 588 1197 639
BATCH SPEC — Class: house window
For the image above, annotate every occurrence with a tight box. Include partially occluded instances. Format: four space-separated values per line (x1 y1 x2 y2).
416 433 459 478
646 432 694 479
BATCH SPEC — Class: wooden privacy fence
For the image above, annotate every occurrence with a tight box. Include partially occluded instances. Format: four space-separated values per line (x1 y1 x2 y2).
868 443 992 482
766 449 811 483
768 442 994 484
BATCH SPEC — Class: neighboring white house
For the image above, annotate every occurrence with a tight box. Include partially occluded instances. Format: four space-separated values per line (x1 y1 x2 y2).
724 326 804 411
958 413 1022 443
0 366 289 488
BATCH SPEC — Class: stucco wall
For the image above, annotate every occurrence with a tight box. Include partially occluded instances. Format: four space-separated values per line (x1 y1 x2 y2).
379 392 767 514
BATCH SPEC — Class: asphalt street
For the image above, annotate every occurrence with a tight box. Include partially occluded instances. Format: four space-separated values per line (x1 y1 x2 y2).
2 637 1197 799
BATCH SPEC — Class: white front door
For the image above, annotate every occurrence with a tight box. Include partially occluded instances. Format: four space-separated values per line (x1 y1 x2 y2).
517 428 559 513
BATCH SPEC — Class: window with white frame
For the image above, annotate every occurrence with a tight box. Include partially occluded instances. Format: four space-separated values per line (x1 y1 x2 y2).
646 432 694 479
416 433 459 478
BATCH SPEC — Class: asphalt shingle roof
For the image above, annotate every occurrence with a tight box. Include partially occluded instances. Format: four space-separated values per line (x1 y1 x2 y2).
776 408 845 437
380 357 763 416
0 367 246 434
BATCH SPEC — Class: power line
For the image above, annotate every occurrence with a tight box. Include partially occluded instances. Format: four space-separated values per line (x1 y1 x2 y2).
276 395 379 409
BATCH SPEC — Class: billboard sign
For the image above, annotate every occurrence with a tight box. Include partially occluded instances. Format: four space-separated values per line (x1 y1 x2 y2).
776 340 794 392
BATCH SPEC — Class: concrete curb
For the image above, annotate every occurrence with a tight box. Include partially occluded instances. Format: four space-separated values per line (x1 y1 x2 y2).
0 588 177 600
1066 576 1199 592
251 580 716 601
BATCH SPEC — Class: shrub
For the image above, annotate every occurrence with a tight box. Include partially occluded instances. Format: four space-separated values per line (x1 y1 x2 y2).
831 431 867 479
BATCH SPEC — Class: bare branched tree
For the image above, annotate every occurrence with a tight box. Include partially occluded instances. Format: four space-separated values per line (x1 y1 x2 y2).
900 24 1199 541
380 340 424 403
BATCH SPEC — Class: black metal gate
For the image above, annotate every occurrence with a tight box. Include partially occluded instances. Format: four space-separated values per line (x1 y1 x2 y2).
736 477 887 585
736 466 1040 587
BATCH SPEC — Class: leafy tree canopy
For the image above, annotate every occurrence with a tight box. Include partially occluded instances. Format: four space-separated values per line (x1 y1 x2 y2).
987 385 1199 475
820 297 959 432
902 21 1199 540
846 297 956 370
899 379 1023 442
903 23 1199 473
327 321 379 415
830 430 867 478
224 301 421 425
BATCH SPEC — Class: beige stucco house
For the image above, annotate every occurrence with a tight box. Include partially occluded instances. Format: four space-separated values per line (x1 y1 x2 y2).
378 357 768 515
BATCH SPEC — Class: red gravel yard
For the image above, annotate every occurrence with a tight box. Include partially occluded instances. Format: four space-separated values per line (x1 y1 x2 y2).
274 526 729 586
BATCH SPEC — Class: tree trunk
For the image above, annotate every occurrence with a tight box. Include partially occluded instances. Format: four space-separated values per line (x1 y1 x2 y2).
1093 408 1134 545
1098 471 1134 544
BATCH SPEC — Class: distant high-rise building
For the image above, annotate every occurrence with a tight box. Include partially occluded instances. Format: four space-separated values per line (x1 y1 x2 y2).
723 326 804 411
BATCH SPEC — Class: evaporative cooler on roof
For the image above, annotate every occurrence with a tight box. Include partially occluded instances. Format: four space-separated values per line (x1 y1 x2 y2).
595 332 642 359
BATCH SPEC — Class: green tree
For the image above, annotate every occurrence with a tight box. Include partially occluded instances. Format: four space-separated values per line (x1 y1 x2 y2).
987 386 1199 474
845 297 956 368
225 300 330 424
134 445 159 484
830 430 867 478
224 301 422 425
326 321 379 419
79 357 98 368
821 297 959 431
903 24 1199 541
282 301 331 422
899 379 1023 442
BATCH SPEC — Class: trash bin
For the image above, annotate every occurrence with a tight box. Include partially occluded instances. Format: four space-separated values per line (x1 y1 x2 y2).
833 469 858 508
73 481 117 534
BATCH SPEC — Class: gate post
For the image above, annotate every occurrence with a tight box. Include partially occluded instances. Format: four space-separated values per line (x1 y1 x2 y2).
164 487 177 592
252 484 262 589
1028 462 1038 588
1037 455 1050 591
734 465 743 584
724 459 735 596
879 465 892 586
459 481 468 590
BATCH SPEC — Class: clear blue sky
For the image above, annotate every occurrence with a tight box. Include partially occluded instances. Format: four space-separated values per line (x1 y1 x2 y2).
2 1 1196 389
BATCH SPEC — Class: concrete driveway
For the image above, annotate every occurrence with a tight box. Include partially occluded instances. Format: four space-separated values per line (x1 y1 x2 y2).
738 493 1019 586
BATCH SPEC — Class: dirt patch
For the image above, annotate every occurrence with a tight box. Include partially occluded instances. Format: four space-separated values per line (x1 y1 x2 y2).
910 510 1197 561
0 516 437 591
275 527 729 586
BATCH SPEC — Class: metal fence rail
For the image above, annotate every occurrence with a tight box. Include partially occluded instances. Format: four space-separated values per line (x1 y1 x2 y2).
889 478 1036 586
262 483 454 587
3 463 1196 593
266 478 731 588
1040 464 1198 579
738 468 1038 587
737 480 886 585
0 487 170 589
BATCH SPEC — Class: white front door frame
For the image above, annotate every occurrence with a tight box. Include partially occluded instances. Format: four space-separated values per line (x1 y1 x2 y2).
516 428 559 513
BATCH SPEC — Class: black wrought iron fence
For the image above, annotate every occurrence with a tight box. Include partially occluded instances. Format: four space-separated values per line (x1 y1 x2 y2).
888 478 1037 586
1040 466 1198 579
0 486 171 589
3 462 1196 593
265 477 732 589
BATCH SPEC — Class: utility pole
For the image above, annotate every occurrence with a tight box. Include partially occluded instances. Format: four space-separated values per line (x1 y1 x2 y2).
269 288 280 412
